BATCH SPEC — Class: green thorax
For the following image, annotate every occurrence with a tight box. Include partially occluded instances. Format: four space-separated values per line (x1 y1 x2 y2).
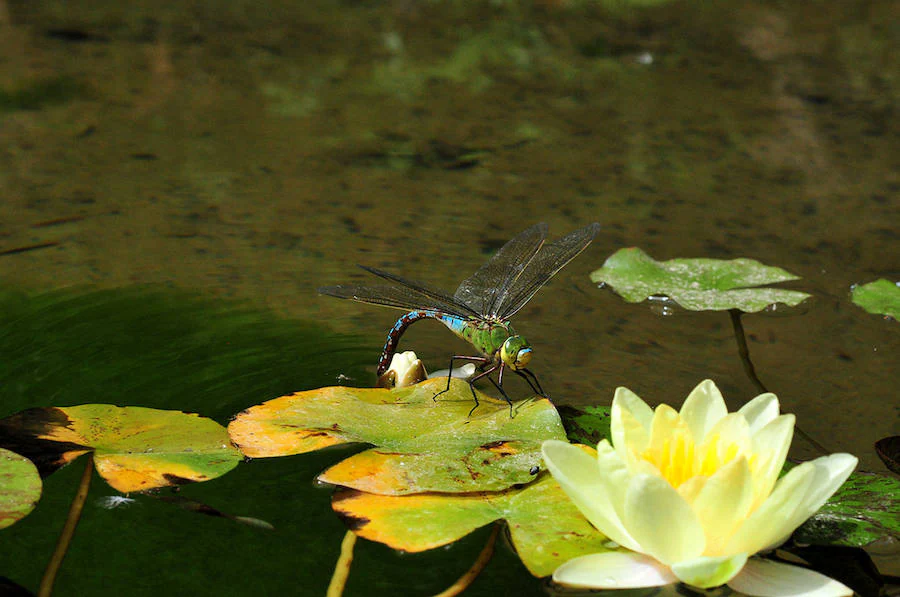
440 315 533 371
453 317 516 356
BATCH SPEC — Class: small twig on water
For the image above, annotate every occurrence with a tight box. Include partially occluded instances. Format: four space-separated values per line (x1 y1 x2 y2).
0 241 59 257
431 523 501 597
39 454 94 597
327 530 358 597
728 309 830 456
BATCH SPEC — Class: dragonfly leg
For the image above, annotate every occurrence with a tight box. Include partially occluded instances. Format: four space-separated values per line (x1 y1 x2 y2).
466 384 480 417
467 364 502 416
514 368 547 398
485 371 515 417
494 363 515 416
434 355 490 401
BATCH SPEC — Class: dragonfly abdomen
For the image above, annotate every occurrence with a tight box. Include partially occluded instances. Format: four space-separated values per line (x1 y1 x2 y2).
376 310 466 375
377 311 508 375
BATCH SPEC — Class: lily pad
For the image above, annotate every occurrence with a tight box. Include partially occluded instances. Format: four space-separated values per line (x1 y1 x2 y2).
333 471 610 577
875 436 900 475
229 378 567 494
0 405 242 493
0 448 41 530
793 471 900 548
851 279 900 320
557 404 611 446
590 248 811 312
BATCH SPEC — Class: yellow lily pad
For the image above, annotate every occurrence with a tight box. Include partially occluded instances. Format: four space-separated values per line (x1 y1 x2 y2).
229 378 567 494
0 448 41 530
0 405 242 493
332 472 610 577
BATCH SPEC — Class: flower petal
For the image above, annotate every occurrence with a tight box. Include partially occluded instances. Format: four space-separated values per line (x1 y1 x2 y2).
738 392 780 433
612 387 653 466
644 404 690 475
553 551 677 589
613 386 655 430
699 412 751 471
725 462 816 555
691 455 753 555
748 414 795 511
671 553 748 588
676 474 707 505
624 473 705 564
680 379 728 443
728 558 853 597
759 453 857 550
541 440 640 551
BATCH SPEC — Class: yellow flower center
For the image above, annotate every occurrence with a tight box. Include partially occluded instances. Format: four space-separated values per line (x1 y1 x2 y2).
641 429 751 489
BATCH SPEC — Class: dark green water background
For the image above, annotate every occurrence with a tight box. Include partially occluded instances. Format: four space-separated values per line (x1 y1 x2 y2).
0 0 897 595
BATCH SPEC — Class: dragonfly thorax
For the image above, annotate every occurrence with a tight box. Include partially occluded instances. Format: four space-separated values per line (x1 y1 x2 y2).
457 318 532 370
500 335 532 371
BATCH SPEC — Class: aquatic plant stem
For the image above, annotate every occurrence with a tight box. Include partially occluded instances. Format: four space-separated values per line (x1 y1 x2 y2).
728 310 829 455
327 530 357 597
432 522 500 597
39 454 94 597
729 309 767 395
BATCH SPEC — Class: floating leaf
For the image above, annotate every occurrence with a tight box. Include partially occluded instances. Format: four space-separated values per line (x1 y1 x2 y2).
851 279 900 320
557 404 611 446
793 471 900 548
333 471 610 577
230 378 566 494
875 436 900 475
0 448 41 529
0 405 242 493
590 248 811 312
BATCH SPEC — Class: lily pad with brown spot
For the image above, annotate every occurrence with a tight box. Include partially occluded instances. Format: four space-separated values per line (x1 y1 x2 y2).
332 470 610 577
230 377 567 494
0 448 41 529
0 405 242 493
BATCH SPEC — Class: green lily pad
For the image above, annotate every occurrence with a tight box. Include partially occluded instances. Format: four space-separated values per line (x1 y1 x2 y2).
333 471 610 577
0 405 242 493
851 279 900 320
793 471 900 548
558 404 612 446
0 448 41 530
590 248 811 312
229 377 567 495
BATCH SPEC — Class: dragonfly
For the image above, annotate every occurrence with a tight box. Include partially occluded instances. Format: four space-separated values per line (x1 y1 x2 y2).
318 222 600 410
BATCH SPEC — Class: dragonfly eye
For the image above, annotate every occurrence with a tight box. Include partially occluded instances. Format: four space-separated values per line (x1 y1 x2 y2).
501 336 532 370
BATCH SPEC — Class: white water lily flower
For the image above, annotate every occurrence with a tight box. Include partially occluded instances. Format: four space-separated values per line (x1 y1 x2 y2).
542 380 857 597
428 362 477 381
377 351 427 388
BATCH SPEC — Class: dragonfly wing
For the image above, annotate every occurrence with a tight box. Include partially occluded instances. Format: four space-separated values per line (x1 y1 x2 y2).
453 222 548 317
319 282 475 317
496 222 600 319
321 265 480 317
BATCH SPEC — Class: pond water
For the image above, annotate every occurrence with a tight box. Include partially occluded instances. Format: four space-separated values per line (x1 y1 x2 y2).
0 1 897 595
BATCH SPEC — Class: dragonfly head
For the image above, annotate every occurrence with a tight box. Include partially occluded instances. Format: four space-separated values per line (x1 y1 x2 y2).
501 335 532 370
